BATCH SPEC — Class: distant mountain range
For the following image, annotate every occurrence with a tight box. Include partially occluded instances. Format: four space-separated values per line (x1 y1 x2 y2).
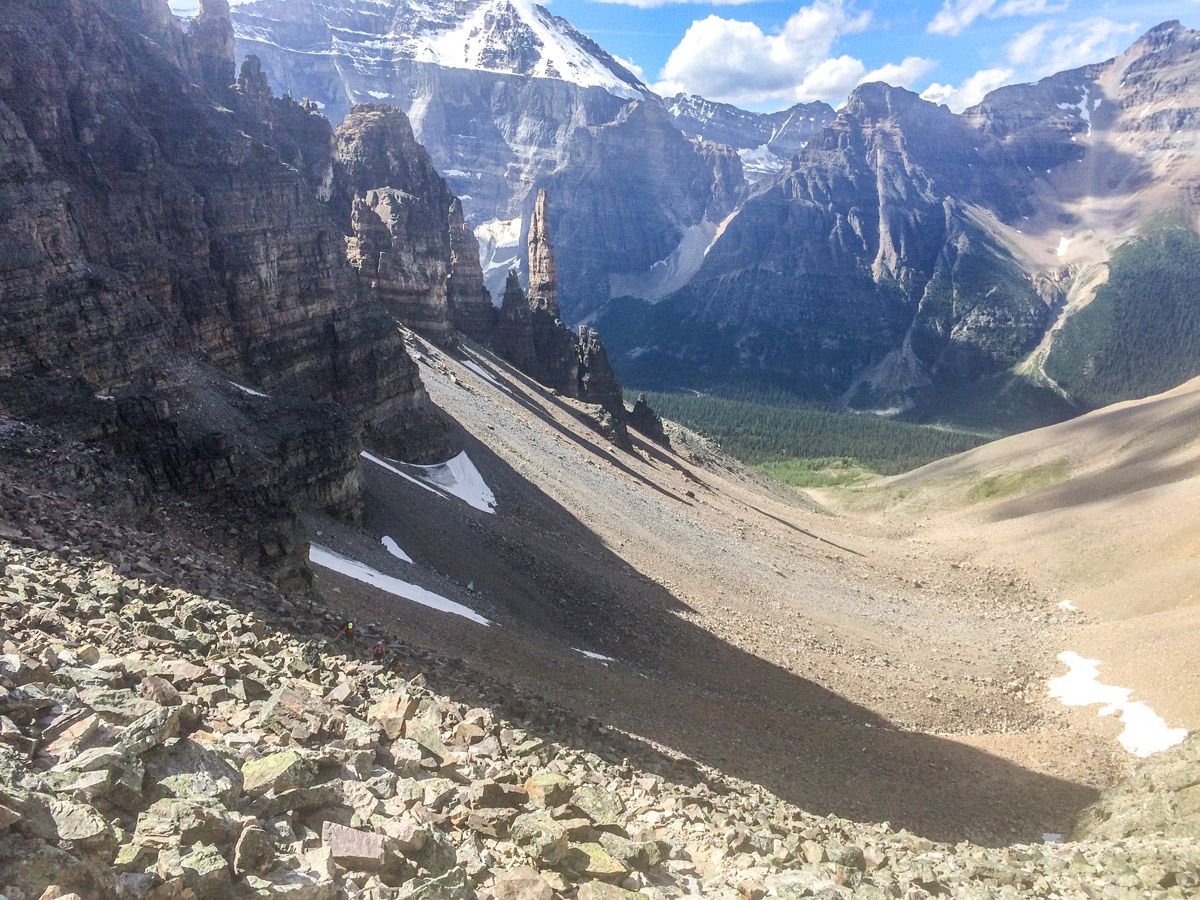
226 1 1200 429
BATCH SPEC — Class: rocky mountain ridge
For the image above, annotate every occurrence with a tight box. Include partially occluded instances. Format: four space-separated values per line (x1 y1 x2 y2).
225 0 1200 427
1 0 644 582
664 94 836 180
599 22 1200 426
0 0 454 582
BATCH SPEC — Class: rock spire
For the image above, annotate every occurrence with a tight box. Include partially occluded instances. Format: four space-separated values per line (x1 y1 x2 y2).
526 189 559 317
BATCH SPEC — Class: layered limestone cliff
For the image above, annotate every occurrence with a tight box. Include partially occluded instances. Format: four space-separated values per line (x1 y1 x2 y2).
0 0 468 573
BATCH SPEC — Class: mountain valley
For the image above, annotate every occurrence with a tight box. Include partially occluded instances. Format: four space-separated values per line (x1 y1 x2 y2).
0 0 1198 897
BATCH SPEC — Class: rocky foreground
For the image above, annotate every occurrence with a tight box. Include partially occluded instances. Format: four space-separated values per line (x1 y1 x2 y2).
2 530 1198 898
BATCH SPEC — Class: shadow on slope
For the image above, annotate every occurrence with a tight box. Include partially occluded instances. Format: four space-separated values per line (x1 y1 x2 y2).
310 406 1098 847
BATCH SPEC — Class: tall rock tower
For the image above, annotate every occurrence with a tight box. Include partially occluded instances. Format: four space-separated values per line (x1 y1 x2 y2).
526 189 560 317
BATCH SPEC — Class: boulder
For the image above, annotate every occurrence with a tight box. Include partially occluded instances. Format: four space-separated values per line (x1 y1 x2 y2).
242 750 314 797
510 810 568 865
368 692 415 741
322 821 386 871
523 772 573 809
565 842 628 882
491 866 553 900
571 785 624 828
234 822 276 876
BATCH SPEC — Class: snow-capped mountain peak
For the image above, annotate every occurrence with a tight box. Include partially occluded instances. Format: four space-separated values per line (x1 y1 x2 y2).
227 0 647 99
415 0 647 98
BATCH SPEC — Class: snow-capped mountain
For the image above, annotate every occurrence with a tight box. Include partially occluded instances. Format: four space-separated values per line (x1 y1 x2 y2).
665 94 835 180
229 0 647 111
228 0 729 316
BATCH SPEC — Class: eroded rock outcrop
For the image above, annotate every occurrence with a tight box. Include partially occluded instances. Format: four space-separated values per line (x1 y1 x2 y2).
628 395 670 447
334 105 494 347
492 272 538 377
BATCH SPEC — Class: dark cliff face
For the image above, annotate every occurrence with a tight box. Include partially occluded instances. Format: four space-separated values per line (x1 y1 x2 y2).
334 104 495 347
0 0 468 574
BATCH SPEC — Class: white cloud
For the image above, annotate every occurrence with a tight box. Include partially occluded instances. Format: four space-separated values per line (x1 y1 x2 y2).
1006 22 1055 65
653 0 933 106
921 67 1015 111
920 14 1138 111
862 56 940 88
1003 17 1138 75
927 0 1067 37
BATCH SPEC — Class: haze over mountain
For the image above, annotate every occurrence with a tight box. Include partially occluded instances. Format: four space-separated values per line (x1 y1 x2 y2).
599 21 1200 425
225 0 1200 429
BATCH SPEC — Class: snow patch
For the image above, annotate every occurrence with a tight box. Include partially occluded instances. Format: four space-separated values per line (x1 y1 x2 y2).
366 90 392 99
573 648 616 664
608 219 720 302
381 536 413 564
460 359 510 392
1057 599 1078 612
309 544 490 626
410 452 497 514
474 216 523 296
1048 651 1187 757
1057 87 1094 136
737 144 787 179
361 451 446 498
229 381 269 398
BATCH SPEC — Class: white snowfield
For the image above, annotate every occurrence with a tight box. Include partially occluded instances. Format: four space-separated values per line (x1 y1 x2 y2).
381 536 413 563
474 217 522 286
410 451 497 513
416 0 644 99
215 0 644 100
309 544 490 626
1048 651 1188 757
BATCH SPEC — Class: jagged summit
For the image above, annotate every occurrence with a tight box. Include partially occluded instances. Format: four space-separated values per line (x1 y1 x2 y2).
666 93 835 180
842 82 937 121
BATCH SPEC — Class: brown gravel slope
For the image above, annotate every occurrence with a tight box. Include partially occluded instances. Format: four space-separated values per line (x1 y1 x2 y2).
825 377 1200 755
306 332 1132 846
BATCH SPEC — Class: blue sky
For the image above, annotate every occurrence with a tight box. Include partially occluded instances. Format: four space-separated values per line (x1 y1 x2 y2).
554 0 1199 110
